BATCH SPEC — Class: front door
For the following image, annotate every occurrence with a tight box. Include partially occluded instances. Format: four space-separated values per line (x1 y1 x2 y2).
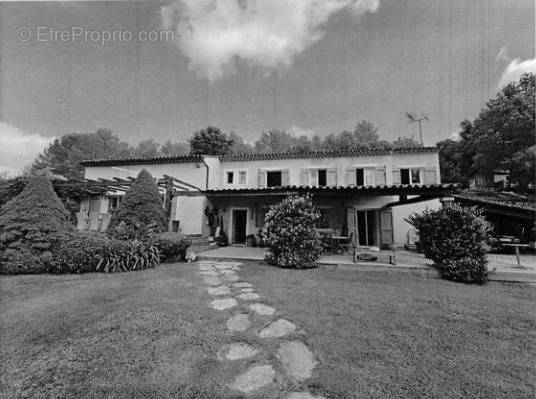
232 209 248 244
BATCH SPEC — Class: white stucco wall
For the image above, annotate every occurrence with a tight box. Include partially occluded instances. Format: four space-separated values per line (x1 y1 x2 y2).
174 195 207 235
391 198 441 246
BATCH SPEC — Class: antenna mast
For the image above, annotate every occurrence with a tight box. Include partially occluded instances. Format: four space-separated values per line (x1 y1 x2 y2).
405 112 429 145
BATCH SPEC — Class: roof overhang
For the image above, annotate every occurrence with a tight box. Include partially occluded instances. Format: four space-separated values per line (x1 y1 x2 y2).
202 183 460 197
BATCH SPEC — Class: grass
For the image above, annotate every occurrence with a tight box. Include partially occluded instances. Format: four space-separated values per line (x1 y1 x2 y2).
0 262 534 398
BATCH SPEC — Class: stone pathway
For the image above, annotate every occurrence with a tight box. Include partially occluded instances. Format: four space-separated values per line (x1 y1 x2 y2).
196 259 324 398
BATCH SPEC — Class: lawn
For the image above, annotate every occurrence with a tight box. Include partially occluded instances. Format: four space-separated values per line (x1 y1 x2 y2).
1 262 534 398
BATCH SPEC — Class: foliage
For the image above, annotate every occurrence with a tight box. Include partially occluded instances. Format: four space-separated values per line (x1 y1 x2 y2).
229 132 256 154
502 145 536 190
438 73 535 190
108 170 167 239
0 175 28 209
53 231 110 273
96 239 160 273
409 205 491 284
262 194 322 269
160 140 190 156
32 129 132 179
132 139 161 158
189 126 234 155
154 232 192 263
392 135 423 148
0 175 71 274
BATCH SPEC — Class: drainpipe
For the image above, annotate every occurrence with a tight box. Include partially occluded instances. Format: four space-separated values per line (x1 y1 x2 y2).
201 157 209 189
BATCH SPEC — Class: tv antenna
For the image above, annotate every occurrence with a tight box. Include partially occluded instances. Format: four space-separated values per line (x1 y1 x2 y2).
405 112 429 146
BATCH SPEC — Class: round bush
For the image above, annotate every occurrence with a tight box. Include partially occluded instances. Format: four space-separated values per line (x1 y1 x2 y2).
262 194 322 269
409 204 491 284
0 175 71 274
108 169 167 240
52 231 110 273
154 232 192 263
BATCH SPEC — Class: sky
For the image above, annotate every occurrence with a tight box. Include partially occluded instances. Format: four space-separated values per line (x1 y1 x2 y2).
0 0 534 176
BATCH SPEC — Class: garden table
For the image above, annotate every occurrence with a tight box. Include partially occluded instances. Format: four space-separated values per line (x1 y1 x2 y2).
503 243 530 268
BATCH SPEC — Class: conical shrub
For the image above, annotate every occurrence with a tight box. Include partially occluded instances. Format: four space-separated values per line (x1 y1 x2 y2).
108 170 167 239
0 174 71 273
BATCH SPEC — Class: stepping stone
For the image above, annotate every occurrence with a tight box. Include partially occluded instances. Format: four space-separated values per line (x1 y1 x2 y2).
219 269 236 274
277 341 316 381
215 263 233 269
229 364 275 393
200 271 219 276
207 286 231 296
199 265 215 271
203 276 222 286
241 288 255 293
233 282 253 288
223 273 240 282
226 314 251 332
249 303 276 316
259 319 297 338
210 298 238 311
238 292 260 301
287 393 325 399
220 343 258 360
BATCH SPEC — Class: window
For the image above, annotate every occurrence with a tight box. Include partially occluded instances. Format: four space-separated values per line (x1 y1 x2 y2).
400 168 422 184
318 169 327 187
356 169 365 186
227 171 234 184
108 196 122 212
267 171 282 187
316 208 331 228
238 170 247 184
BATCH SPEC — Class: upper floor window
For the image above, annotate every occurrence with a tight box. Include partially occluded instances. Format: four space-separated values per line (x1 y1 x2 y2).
400 168 421 184
225 170 247 185
346 167 386 187
300 168 337 187
318 169 327 187
267 171 282 187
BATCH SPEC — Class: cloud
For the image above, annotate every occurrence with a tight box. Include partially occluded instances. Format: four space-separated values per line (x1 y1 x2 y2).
288 125 316 138
0 122 54 177
495 45 509 63
161 0 379 81
498 57 536 88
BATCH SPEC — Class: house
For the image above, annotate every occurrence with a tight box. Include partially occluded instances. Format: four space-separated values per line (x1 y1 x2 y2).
79 147 458 248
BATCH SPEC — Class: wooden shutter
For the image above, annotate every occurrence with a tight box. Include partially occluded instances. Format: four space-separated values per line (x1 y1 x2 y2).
282 169 290 186
392 169 401 185
374 167 386 186
380 210 394 246
327 168 337 186
257 169 266 188
299 169 309 186
310 170 318 187
424 168 438 184
365 168 374 186
345 168 356 187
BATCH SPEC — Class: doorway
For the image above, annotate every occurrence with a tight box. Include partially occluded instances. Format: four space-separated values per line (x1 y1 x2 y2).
232 209 248 244
355 210 377 246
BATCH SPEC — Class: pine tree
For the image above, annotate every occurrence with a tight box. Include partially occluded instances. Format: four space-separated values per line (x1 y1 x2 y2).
108 170 167 239
0 174 71 273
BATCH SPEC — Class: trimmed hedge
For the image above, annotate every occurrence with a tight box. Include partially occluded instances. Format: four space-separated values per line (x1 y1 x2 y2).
409 205 491 284
108 169 167 239
154 232 191 263
263 194 322 269
0 175 71 274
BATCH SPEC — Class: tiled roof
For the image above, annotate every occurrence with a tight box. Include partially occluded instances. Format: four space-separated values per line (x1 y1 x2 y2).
202 183 459 195
81 147 438 167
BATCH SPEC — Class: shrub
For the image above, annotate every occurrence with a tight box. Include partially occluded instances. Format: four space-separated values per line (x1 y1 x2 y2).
154 232 191 263
96 239 160 273
0 175 71 274
262 194 322 269
108 170 167 240
52 232 110 273
409 205 491 284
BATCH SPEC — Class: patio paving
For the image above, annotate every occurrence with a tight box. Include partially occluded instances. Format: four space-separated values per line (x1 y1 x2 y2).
197 246 536 283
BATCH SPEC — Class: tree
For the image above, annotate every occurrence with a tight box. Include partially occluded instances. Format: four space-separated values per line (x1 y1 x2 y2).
108 169 167 239
0 174 71 274
353 120 379 145
189 126 234 155
229 132 255 154
32 129 131 179
392 136 423 148
503 145 536 189
133 139 161 158
438 73 535 190
160 140 190 156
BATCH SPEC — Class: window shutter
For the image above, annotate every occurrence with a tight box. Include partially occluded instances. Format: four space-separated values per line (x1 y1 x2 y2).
380 210 394 245
327 168 337 186
282 169 290 186
392 169 401 185
299 169 309 186
365 169 374 186
310 170 318 187
257 169 266 188
424 168 438 184
345 168 356 187
375 167 386 186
